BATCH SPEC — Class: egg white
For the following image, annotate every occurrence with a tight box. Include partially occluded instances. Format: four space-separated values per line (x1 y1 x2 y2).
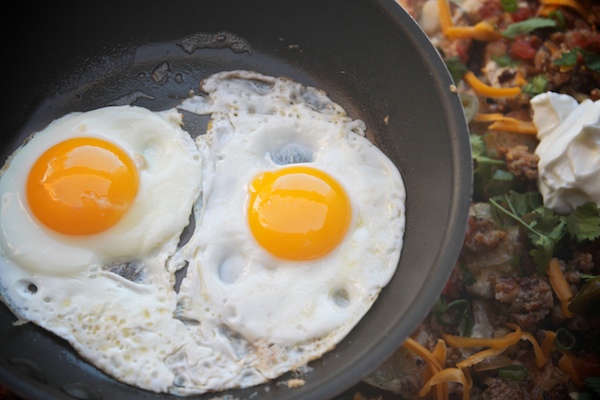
172 71 406 390
0 105 245 394
0 106 201 276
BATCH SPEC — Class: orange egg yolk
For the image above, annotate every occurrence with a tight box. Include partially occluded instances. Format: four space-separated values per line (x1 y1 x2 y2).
27 137 139 235
248 165 351 261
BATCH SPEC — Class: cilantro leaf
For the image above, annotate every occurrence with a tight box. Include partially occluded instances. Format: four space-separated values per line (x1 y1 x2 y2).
470 134 488 158
566 202 600 242
530 206 568 242
499 191 543 218
548 10 565 29
487 169 515 197
490 191 566 274
471 135 513 199
521 75 548 97
501 0 518 13
583 50 600 72
492 54 517 67
460 264 476 286
445 56 468 84
529 237 555 272
586 376 600 396
502 17 557 38
554 49 579 67
554 48 600 72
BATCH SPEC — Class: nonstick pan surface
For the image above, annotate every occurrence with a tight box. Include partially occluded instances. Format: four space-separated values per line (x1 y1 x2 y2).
1 1 471 399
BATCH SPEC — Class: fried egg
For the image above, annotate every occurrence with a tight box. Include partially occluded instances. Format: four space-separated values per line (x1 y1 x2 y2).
0 72 406 396
170 71 406 391
0 106 208 392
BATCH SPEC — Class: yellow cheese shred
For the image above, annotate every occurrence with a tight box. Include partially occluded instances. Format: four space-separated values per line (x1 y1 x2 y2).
520 331 549 368
432 340 449 399
474 113 538 134
474 113 505 122
419 368 470 400
408 324 554 398
442 325 523 349
437 0 454 32
433 339 447 365
539 0 586 18
488 119 538 134
456 347 508 369
463 71 522 98
558 351 584 387
504 323 548 368
535 330 583 386
444 22 501 41
541 330 557 360
539 4 560 16
437 0 499 41
403 337 443 371
445 323 549 369
547 258 575 318
403 338 446 399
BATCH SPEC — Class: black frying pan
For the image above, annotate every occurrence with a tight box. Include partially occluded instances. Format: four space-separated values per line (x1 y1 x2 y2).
1 1 472 399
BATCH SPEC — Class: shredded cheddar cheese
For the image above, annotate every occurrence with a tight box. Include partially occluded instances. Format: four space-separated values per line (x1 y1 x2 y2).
403 338 446 400
514 72 528 86
463 72 522 98
433 339 447 365
539 0 586 18
432 340 449 399
437 0 454 32
444 22 501 41
437 0 499 41
442 325 522 349
547 258 575 318
474 113 506 122
403 338 443 371
473 113 538 133
407 325 556 397
489 119 538 134
520 331 549 368
558 351 584 387
419 368 470 400
541 331 557 360
539 4 560 16
456 347 508 368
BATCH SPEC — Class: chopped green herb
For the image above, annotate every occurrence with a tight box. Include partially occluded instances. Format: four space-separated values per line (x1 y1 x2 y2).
521 75 548 97
500 0 518 12
554 49 579 67
580 274 599 281
460 264 476 286
554 48 600 72
492 54 517 67
548 10 565 29
432 297 473 337
566 202 600 243
471 135 514 199
583 50 600 72
586 376 600 396
490 191 567 273
487 169 515 197
502 17 557 38
498 364 528 381
446 56 469 84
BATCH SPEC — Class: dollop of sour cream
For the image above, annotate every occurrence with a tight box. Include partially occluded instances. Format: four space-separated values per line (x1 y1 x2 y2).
531 92 600 214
